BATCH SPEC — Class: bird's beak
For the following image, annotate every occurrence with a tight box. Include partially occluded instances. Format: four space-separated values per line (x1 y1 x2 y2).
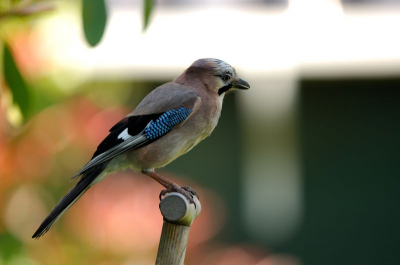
232 78 250 90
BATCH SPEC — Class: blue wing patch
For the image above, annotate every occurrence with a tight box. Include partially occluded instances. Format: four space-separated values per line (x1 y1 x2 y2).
72 107 193 180
144 107 192 140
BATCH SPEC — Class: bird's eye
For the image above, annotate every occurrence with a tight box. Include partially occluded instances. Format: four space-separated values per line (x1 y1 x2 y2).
222 74 231 82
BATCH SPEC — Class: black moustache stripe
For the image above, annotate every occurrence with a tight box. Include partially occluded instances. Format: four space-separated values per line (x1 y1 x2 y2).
218 84 232 96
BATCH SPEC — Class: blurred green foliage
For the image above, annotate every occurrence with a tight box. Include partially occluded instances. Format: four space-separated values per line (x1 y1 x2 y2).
82 0 108 47
0 234 21 260
1 0 154 124
143 0 154 30
3 43 31 120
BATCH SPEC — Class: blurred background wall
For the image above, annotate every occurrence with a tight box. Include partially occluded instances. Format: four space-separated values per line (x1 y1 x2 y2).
0 0 400 265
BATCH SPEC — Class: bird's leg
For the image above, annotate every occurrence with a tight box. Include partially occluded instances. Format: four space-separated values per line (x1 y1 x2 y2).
141 170 198 204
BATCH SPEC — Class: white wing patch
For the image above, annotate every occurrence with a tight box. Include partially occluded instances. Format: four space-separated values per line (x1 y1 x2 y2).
118 128 131 140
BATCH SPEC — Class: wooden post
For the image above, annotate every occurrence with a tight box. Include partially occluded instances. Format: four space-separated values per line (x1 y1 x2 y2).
155 192 201 265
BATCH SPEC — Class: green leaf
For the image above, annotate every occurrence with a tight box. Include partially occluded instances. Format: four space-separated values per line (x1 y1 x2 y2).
143 0 153 31
82 0 107 47
3 44 31 120
0 233 22 260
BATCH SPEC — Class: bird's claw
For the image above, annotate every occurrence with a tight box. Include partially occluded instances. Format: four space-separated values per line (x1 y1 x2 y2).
159 185 199 208
159 189 169 201
182 186 199 199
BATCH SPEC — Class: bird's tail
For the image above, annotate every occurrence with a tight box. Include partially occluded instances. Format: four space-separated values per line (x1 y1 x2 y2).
32 164 107 239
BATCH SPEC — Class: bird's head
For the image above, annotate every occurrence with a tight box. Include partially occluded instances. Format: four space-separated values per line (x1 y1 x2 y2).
176 58 250 96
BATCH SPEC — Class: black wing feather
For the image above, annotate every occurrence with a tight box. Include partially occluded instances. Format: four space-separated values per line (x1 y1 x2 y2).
92 114 162 158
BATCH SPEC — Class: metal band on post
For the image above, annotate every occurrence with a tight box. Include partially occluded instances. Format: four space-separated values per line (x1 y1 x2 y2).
155 192 201 265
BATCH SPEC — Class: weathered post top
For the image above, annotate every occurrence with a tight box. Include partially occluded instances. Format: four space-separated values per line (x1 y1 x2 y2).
160 192 201 226
156 193 201 265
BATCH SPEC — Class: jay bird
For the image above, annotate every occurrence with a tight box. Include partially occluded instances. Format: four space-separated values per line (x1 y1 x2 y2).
32 58 250 238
